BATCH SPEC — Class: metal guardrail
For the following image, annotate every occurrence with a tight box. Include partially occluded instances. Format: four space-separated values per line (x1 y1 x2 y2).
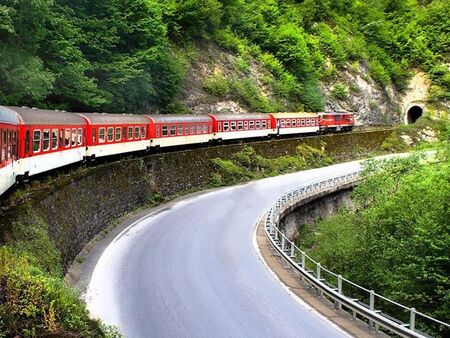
264 171 449 337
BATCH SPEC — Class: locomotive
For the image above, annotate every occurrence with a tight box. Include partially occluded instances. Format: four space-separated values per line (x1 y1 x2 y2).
0 106 354 197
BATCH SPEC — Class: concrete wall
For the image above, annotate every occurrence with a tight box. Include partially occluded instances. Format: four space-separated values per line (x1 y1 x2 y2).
0 129 391 273
280 189 353 239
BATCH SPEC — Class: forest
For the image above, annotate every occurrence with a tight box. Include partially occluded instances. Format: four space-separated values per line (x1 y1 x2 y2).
0 0 449 113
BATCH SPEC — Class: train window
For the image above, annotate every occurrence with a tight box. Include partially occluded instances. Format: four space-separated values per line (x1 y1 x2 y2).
25 130 30 154
185 125 189 135
190 125 195 134
12 131 17 159
92 128 97 143
244 121 248 130
42 129 50 151
301 119 305 127
262 120 267 129
286 120 291 127
70 129 76 146
99 128 105 143
249 121 254 129
306 119 310 126
256 121 261 129
65 129 71 147
162 125 168 136
115 127 121 141
141 127 146 139
107 127 114 142
223 122 229 131
280 119 285 127
78 128 83 145
230 122 236 131
177 124 183 136
6 131 10 160
51 129 58 149
237 121 243 130
335 115 341 121
292 120 296 127
59 129 63 148
170 125 176 136
122 127 127 140
128 127 133 139
311 119 315 126
33 130 41 153
0 129 4 162
196 125 202 134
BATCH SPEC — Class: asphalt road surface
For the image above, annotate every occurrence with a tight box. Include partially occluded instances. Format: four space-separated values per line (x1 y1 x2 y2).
86 160 367 338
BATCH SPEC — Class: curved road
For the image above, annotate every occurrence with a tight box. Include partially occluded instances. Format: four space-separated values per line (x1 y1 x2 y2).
86 160 365 337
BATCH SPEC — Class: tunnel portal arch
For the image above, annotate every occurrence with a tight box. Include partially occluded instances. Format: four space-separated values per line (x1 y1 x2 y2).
406 105 423 124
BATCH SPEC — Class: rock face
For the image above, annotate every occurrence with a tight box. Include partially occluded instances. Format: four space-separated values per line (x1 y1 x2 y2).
321 63 402 125
177 42 433 125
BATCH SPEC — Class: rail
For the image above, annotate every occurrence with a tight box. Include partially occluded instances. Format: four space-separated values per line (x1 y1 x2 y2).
264 171 449 337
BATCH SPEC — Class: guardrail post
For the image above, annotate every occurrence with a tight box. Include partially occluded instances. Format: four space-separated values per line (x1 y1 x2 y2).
290 243 295 257
369 290 375 330
301 252 305 269
410 308 416 332
281 235 286 251
316 263 322 297
337 275 343 310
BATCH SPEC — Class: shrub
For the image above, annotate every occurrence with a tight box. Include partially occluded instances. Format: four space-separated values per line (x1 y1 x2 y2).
331 82 348 100
203 74 230 97
0 248 115 337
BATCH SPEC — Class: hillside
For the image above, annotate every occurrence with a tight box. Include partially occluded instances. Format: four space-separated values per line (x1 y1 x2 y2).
0 0 449 122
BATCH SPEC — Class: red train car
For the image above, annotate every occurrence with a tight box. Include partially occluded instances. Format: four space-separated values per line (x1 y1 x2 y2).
208 114 272 140
269 113 319 135
10 106 87 180
148 115 213 148
318 111 354 132
79 113 151 158
0 106 20 195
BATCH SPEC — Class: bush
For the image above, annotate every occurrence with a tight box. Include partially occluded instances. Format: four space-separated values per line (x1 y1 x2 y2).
203 74 230 97
0 248 116 337
331 82 348 100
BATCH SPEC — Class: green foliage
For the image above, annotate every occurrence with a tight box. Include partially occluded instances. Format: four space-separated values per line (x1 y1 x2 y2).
210 145 333 186
162 0 223 40
331 83 348 100
229 78 273 112
0 247 117 337
303 154 450 334
203 74 230 97
381 116 448 151
2 0 449 112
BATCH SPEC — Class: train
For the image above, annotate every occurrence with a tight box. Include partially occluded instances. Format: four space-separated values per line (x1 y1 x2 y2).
0 106 354 197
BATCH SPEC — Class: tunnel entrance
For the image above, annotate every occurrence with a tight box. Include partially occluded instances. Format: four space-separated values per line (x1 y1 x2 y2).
407 106 423 124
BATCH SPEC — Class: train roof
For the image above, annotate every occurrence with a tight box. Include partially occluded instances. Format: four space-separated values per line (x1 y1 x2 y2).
270 112 318 118
318 111 354 115
147 115 212 123
208 113 270 121
0 106 21 125
5 106 86 126
79 113 150 125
